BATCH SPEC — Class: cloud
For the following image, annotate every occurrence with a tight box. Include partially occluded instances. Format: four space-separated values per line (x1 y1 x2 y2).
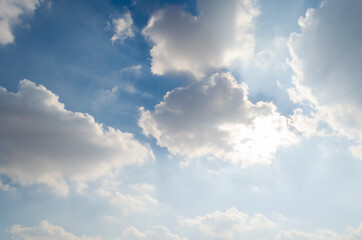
109 190 158 214
276 223 362 240
142 0 259 79
276 229 341 240
8 221 101 240
0 0 42 45
109 10 134 43
0 180 15 192
117 226 187 240
0 80 153 196
95 180 158 214
139 72 297 167
120 64 142 74
287 0 362 160
180 208 274 239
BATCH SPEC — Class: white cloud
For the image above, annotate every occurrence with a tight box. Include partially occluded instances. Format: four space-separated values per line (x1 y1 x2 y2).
109 11 134 43
0 180 15 192
117 226 187 240
180 208 274 239
95 179 158 214
109 191 158 214
287 0 362 160
0 80 153 196
276 223 362 240
142 0 259 79
346 223 362 240
0 0 42 45
120 64 142 74
8 221 101 240
139 72 297 167
276 229 341 240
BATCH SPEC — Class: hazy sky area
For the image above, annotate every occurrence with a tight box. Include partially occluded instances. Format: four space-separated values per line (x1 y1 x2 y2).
1 0 362 239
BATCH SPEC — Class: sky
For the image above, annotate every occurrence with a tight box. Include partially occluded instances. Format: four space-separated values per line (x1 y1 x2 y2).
0 0 362 239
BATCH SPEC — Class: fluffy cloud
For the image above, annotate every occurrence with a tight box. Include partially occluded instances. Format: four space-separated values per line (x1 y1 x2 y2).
180 208 274 239
0 80 153 195
0 0 42 45
117 226 187 240
139 72 297 167
287 0 362 159
142 0 259 79
109 10 134 43
8 221 100 240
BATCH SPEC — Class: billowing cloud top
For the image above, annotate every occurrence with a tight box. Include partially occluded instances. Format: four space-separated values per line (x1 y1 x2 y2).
0 80 153 195
139 72 297 167
288 0 362 160
142 0 259 79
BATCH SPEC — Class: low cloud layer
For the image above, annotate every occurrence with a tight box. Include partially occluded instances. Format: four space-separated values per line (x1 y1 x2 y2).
117 226 187 240
8 221 100 240
0 80 153 195
139 72 297 167
287 0 362 159
142 0 259 78
276 223 362 240
0 0 42 44
180 208 274 239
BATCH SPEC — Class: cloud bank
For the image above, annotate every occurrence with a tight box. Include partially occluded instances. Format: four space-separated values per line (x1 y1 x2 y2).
180 208 274 239
0 80 153 195
8 221 100 240
117 226 187 240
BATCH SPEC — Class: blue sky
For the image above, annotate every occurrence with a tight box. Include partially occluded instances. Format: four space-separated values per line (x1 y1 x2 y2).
1 0 362 239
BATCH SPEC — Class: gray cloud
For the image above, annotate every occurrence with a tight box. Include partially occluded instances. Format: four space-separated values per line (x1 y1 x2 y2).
287 0 362 160
139 72 297 167
0 80 153 195
142 0 259 79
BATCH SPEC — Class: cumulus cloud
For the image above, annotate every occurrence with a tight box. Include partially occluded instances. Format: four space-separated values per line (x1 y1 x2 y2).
0 80 153 195
8 221 100 240
142 0 259 79
139 72 297 167
117 226 187 240
180 208 274 239
0 0 42 45
287 0 362 159
109 10 134 43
